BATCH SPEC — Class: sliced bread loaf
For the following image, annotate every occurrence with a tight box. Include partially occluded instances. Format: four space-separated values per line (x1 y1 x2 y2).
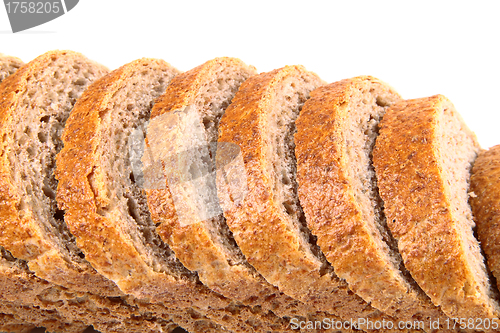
0 50 119 296
217 66 415 332
295 77 453 332
373 95 500 326
55 57 293 333
470 145 500 291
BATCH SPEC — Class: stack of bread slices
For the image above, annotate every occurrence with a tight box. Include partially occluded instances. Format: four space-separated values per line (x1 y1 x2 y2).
0 50 499 333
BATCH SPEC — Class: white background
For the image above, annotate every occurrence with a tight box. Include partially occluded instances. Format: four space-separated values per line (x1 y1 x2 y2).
1 0 499 148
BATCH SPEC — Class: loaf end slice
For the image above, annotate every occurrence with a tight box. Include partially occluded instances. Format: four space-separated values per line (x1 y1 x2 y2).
373 95 500 325
0 51 102 333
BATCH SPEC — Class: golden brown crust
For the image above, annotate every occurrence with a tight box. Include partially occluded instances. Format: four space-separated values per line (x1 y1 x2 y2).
295 77 454 332
470 145 500 290
0 50 118 296
373 95 499 323
0 257 167 333
150 58 221 117
0 255 231 333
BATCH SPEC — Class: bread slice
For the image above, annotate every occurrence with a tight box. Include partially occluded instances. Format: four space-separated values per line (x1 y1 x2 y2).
55 57 294 333
0 50 120 296
470 145 500 291
373 95 500 325
217 66 418 332
295 77 454 332
146 57 264 302
0 52 91 333
55 57 186 299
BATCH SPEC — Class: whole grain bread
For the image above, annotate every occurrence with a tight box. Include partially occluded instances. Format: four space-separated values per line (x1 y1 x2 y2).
147 57 265 303
0 52 90 333
0 253 87 333
0 50 120 296
146 58 361 333
55 57 295 333
0 313 35 333
0 300 89 333
470 145 500 291
0 251 198 333
295 77 455 332
373 95 500 327
216 66 417 332
55 57 187 301
0 51 214 333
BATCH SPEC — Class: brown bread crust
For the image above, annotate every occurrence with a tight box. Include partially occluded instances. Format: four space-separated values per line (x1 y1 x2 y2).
373 95 500 325
295 77 454 333
470 146 500 290
0 313 36 333
0 301 89 333
0 50 118 296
